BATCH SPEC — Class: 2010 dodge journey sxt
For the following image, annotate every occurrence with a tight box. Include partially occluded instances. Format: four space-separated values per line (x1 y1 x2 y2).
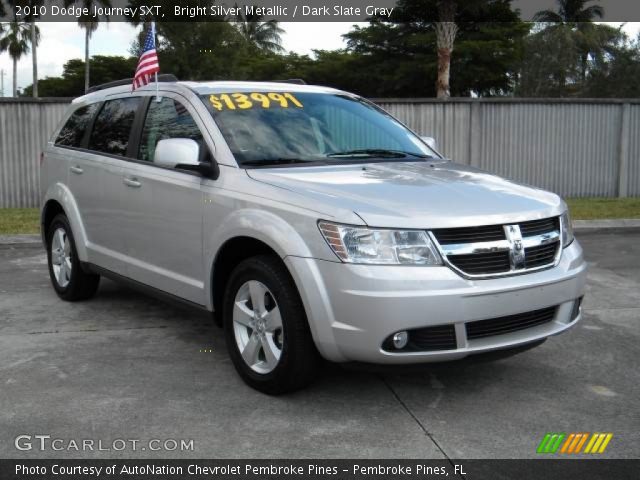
40 78 587 393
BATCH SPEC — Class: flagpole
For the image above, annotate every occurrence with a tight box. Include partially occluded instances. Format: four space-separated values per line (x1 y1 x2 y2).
152 21 160 102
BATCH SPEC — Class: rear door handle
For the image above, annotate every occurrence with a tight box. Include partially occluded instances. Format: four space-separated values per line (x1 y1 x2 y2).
123 177 142 188
70 165 83 175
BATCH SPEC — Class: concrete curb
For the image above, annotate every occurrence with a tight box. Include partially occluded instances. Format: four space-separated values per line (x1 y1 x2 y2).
573 218 640 234
1 219 639 245
0 234 41 245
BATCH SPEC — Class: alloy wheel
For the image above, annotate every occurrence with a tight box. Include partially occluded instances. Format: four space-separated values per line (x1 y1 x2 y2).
51 227 72 288
232 280 284 374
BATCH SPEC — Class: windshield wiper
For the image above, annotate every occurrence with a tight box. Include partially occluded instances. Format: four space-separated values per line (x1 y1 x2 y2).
326 149 432 159
241 158 327 167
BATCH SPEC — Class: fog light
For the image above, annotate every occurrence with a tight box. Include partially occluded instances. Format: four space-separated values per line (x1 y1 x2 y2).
392 331 409 349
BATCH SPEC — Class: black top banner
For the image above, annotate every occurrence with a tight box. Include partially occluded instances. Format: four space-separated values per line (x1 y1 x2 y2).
1 0 640 22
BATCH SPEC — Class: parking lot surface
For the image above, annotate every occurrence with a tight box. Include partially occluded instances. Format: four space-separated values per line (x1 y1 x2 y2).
0 232 638 459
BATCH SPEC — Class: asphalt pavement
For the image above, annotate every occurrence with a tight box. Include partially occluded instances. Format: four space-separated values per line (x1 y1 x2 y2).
0 232 638 459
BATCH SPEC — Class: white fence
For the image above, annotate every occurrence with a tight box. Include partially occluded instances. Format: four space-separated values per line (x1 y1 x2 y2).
1 97 638 208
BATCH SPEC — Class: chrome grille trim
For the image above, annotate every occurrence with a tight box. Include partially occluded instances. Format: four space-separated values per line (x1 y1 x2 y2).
438 231 560 256
429 217 562 279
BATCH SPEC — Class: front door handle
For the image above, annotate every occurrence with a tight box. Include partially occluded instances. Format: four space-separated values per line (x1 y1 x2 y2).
123 177 142 188
70 165 83 175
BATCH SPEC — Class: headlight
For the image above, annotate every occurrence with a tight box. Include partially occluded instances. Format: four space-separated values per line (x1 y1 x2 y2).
560 211 574 247
318 221 443 265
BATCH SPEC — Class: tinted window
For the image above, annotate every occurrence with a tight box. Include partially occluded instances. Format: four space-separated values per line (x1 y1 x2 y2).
139 98 203 162
55 104 99 148
88 98 141 157
200 92 435 165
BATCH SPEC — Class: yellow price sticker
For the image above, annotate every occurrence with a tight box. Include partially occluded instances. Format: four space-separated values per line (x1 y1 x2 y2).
209 92 303 111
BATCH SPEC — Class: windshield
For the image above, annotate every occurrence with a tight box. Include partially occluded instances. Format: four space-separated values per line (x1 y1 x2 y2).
199 91 437 167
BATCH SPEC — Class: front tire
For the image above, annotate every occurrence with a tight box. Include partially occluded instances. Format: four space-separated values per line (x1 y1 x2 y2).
223 255 319 394
46 214 100 301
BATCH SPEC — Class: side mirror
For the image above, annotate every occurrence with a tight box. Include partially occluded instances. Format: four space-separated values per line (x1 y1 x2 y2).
154 138 219 179
421 136 438 152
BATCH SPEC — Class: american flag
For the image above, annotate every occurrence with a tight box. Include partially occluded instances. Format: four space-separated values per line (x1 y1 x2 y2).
132 23 160 91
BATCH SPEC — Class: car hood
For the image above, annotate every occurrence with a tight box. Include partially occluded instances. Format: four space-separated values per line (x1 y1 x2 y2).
246 161 564 229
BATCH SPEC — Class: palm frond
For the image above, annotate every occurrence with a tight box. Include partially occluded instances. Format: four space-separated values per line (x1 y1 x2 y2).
533 10 563 22
234 12 284 53
0 20 32 61
578 4 604 21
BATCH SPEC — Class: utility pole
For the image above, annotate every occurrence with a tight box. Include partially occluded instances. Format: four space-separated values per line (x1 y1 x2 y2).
0 69 5 98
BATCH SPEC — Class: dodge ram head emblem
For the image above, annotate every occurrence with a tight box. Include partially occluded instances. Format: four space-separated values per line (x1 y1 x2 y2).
505 225 526 269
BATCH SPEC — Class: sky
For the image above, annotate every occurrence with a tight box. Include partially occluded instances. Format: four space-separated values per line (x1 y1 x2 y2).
0 22 364 95
0 21 638 96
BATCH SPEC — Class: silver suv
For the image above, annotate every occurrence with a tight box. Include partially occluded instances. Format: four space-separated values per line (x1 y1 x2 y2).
40 78 587 393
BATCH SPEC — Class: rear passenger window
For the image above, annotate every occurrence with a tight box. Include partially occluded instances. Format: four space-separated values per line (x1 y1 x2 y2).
55 104 99 148
139 98 204 162
88 98 141 157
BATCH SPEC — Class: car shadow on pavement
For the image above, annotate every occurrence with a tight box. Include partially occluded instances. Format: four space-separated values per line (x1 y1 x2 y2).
93 279 561 394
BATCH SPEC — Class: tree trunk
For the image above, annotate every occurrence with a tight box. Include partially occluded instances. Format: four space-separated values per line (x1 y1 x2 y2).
12 57 17 97
85 28 91 93
435 22 458 98
580 52 587 84
434 1 458 99
31 22 38 98
436 45 452 99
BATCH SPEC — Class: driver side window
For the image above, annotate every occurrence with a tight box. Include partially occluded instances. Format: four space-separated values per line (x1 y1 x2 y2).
139 98 204 163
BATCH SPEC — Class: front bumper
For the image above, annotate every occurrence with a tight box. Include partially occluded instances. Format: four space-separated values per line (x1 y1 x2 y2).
285 240 587 363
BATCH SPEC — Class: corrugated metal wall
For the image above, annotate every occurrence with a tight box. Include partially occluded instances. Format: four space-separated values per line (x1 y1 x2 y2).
475 102 620 197
628 105 640 198
379 99 638 198
0 98 638 208
0 100 69 208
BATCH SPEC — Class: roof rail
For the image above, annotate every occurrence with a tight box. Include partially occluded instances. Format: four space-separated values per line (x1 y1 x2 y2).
271 79 307 85
86 74 179 94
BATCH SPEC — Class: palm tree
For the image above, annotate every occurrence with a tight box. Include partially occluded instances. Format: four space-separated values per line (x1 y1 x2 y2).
20 1 44 97
0 20 34 97
533 0 604 24
534 0 605 82
64 0 112 93
4 1 43 97
235 11 284 53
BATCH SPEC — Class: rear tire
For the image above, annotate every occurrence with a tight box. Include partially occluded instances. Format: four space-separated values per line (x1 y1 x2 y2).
223 255 319 394
46 214 100 301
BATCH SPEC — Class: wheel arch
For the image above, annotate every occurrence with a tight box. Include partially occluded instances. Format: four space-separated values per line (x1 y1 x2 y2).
205 208 322 310
210 236 287 326
41 183 89 261
41 199 65 244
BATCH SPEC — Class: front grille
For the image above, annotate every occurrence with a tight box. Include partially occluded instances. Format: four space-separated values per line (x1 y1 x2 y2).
520 217 560 237
525 242 559 268
466 306 557 340
432 225 505 245
432 216 560 278
448 251 511 274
